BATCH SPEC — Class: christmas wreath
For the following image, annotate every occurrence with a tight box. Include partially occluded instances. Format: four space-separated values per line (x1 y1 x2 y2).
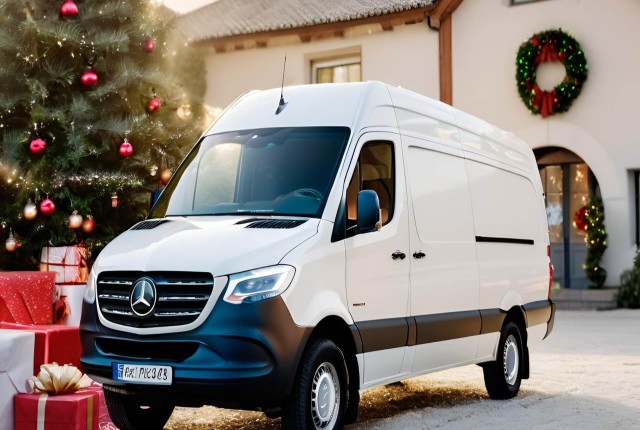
516 29 588 118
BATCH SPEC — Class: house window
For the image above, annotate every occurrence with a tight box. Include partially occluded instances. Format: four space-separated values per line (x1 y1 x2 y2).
312 55 361 84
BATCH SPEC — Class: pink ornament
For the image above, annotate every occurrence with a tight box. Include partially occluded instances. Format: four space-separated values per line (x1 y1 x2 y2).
144 38 155 53
81 216 95 234
147 97 161 113
29 138 47 156
119 139 133 157
40 198 56 216
80 70 98 86
60 0 79 17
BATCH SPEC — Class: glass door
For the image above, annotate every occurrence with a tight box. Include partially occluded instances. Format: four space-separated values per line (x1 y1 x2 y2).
539 163 590 288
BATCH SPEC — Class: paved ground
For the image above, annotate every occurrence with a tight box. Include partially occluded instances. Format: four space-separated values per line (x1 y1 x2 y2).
165 310 640 430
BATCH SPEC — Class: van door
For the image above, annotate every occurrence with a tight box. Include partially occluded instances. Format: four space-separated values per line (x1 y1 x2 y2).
344 133 411 386
402 136 480 372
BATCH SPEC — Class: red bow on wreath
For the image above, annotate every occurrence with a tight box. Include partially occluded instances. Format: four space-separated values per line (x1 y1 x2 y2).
532 84 557 118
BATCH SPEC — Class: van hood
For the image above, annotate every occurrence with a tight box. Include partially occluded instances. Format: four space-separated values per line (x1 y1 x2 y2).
93 216 319 276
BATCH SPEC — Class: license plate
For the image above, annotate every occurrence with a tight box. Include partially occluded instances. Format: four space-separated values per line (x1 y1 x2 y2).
112 363 172 385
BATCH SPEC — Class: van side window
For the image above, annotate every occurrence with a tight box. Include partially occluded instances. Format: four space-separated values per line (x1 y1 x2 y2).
346 141 395 235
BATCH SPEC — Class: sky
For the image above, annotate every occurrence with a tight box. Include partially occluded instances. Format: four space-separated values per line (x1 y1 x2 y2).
161 0 216 14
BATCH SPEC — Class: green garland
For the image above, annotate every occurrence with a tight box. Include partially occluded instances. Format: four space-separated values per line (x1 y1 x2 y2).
516 29 588 118
584 196 607 288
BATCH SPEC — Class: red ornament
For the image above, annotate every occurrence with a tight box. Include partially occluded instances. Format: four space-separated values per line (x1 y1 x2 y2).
40 198 56 216
29 138 47 156
147 97 161 113
119 139 133 157
60 0 79 17
81 216 95 234
530 36 540 47
574 206 587 232
144 38 155 53
80 70 98 86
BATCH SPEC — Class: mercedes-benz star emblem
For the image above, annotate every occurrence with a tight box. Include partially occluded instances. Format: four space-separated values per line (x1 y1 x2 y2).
130 277 157 317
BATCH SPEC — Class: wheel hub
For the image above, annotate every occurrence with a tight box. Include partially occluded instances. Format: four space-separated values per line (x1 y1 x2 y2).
311 362 340 429
503 334 519 386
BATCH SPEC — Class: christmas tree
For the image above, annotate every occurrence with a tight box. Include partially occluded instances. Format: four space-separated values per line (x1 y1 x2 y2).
584 196 607 288
0 0 206 268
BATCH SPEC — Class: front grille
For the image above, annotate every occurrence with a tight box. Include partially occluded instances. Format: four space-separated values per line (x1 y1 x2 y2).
97 271 214 328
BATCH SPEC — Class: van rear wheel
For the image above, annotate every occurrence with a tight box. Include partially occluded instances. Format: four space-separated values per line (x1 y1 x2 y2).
103 387 175 430
282 339 348 430
483 321 524 400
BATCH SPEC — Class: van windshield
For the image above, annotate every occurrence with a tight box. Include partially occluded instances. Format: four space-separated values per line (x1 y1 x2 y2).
149 127 350 218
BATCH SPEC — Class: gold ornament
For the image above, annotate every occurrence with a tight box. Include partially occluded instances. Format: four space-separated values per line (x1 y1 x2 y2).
160 169 173 185
23 199 37 220
5 230 18 252
68 210 83 229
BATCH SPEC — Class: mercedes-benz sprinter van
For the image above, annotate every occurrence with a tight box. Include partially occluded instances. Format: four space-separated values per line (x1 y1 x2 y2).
80 81 555 430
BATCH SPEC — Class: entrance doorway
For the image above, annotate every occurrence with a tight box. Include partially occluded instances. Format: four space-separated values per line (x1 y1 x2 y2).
535 148 598 289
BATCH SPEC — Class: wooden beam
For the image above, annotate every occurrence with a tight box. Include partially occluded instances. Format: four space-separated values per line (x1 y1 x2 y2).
430 0 464 28
439 13 452 105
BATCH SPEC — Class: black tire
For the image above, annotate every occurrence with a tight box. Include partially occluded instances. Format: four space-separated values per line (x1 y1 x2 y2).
282 339 349 430
483 321 524 400
103 387 175 430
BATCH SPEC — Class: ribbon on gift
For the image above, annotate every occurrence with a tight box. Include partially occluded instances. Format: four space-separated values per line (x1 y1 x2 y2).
30 363 93 395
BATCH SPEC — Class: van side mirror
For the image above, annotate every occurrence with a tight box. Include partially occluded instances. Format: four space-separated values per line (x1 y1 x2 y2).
357 190 381 233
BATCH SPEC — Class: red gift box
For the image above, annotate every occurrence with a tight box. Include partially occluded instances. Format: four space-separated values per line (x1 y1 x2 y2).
0 272 55 325
14 391 99 430
83 385 120 430
0 323 81 375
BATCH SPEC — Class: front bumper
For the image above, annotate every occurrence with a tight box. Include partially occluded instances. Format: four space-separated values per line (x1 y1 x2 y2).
80 296 311 409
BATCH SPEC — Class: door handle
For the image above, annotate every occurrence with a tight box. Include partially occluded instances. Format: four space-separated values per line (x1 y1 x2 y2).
413 251 426 259
391 251 406 260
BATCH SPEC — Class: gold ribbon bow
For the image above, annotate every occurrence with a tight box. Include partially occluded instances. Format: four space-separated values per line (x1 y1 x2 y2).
29 362 93 395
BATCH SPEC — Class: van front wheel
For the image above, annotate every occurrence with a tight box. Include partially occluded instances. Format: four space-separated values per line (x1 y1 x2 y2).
483 322 524 400
282 339 348 430
103 387 175 430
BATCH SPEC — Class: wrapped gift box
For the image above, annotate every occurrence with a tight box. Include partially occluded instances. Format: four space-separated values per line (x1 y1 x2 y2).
55 284 86 327
84 385 120 430
0 323 81 375
14 391 99 430
0 329 35 430
40 246 89 285
0 272 55 325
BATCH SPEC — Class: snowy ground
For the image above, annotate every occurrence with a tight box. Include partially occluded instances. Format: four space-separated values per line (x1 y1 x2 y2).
166 310 640 430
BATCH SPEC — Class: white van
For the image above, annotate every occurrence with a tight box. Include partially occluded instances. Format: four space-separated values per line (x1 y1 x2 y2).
80 81 555 430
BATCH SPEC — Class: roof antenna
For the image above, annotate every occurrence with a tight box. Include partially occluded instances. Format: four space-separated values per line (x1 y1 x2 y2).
276 52 288 115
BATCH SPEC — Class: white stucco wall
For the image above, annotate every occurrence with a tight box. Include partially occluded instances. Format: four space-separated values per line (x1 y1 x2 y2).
202 21 440 110
453 0 640 285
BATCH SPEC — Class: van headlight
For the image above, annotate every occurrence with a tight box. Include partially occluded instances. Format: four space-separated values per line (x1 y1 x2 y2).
223 265 295 304
84 269 97 304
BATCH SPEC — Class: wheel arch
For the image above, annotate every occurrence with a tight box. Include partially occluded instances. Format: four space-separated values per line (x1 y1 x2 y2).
504 305 530 379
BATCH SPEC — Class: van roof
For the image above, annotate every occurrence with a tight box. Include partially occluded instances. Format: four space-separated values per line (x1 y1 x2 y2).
208 81 536 175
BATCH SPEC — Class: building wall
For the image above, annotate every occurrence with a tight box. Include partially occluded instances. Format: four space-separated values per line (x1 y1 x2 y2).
453 0 640 285
201 21 440 110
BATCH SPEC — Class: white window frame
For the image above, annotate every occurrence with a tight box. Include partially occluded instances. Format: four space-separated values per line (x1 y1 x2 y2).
311 55 362 84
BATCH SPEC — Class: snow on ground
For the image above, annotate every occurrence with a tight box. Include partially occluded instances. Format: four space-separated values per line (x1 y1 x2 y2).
165 310 640 430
